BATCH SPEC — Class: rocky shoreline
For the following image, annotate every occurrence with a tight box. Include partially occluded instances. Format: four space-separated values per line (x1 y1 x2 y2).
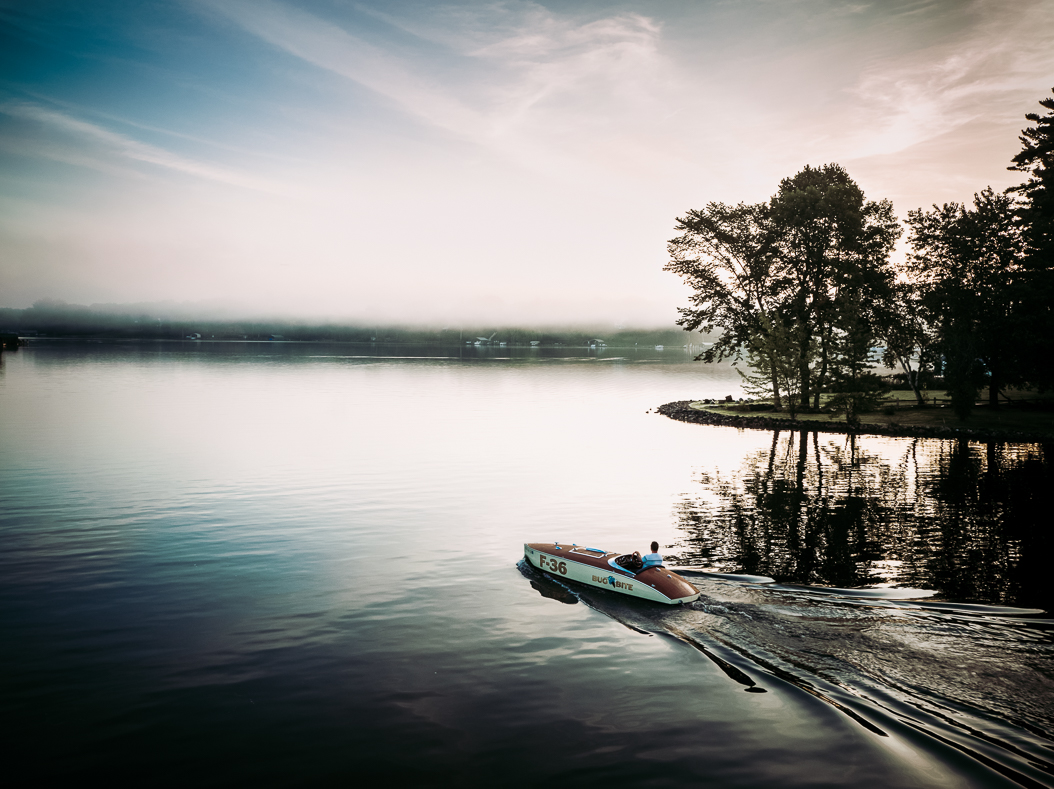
657 401 1054 444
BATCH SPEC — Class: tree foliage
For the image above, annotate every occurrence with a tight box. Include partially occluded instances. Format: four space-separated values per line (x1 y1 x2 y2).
665 202 786 406
824 285 889 425
769 165 900 409
875 283 935 406
666 165 899 419
905 188 1025 417
1009 87 1054 265
736 313 813 418
1008 87 1054 390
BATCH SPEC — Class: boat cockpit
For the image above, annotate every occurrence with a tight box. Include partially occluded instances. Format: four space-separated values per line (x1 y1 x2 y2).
611 553 665 574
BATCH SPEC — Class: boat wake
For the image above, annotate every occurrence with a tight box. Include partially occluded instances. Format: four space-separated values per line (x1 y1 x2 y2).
520 560 1054 788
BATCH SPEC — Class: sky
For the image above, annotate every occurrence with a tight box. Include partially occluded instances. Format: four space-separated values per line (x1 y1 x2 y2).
1 0 1052 326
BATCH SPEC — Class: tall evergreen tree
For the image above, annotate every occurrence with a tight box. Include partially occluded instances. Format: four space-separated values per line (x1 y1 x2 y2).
1009 87 1054 267
1008 87 1054 390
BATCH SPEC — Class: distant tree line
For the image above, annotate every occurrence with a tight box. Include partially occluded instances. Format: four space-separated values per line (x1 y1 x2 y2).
0 301 700 349
665 87 1054 421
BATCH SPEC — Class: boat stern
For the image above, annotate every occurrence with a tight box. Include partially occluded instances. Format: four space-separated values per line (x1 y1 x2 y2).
639 566 701 604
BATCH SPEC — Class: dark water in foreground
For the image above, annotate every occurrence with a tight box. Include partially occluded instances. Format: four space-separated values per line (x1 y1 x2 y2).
1 342 1051 787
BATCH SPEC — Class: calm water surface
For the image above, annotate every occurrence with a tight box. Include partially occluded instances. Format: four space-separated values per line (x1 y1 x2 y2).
1 342 1051 787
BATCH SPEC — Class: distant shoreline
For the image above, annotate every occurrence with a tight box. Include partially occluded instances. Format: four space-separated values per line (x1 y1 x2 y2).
657 401 1054 444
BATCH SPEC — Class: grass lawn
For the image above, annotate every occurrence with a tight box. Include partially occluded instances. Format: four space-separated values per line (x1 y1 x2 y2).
689 389 1054 437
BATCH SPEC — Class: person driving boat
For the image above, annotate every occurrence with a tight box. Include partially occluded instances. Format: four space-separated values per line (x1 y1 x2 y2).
641 541 663 569
622 541 663 572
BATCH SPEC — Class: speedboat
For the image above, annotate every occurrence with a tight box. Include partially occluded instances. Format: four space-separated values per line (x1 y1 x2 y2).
523 542 700 605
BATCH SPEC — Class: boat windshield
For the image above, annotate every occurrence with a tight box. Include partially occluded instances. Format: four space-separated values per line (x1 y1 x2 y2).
614 554 642 572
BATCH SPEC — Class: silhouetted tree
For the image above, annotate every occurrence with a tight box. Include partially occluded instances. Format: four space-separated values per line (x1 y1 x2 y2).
875 282 937 406
825 284 889 425
768 165 901 409
665 202 788 407
1010 87 1054 268
736 313 814 418
1008 87 1054 390
905 188 1024 418
667 166 900 412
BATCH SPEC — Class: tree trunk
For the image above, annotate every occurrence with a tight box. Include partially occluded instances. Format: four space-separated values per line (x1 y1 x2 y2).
812 330 830 411
769 355 783 411
946 338 976 420
988 363 1000 409
899 356 925 406
799 327 812 410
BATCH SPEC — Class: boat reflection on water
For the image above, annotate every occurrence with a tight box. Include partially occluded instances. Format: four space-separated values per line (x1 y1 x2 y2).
674 429 1054 611
528 576 579 605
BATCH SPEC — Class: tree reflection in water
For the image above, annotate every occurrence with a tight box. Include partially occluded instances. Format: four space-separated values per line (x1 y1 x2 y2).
675 431 1053 609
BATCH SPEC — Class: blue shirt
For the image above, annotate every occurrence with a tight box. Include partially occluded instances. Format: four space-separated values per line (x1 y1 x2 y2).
641 552 663 569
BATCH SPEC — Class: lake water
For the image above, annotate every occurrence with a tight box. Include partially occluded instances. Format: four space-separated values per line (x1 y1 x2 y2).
1 341 1052 787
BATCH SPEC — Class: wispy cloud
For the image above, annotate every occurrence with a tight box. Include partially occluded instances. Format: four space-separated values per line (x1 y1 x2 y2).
211 0 678 176
361 2 667 121
213 0 487 139
0 101 277 191
839 0 1054 159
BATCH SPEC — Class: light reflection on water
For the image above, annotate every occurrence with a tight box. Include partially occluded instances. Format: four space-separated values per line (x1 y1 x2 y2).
0 341 1051 787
